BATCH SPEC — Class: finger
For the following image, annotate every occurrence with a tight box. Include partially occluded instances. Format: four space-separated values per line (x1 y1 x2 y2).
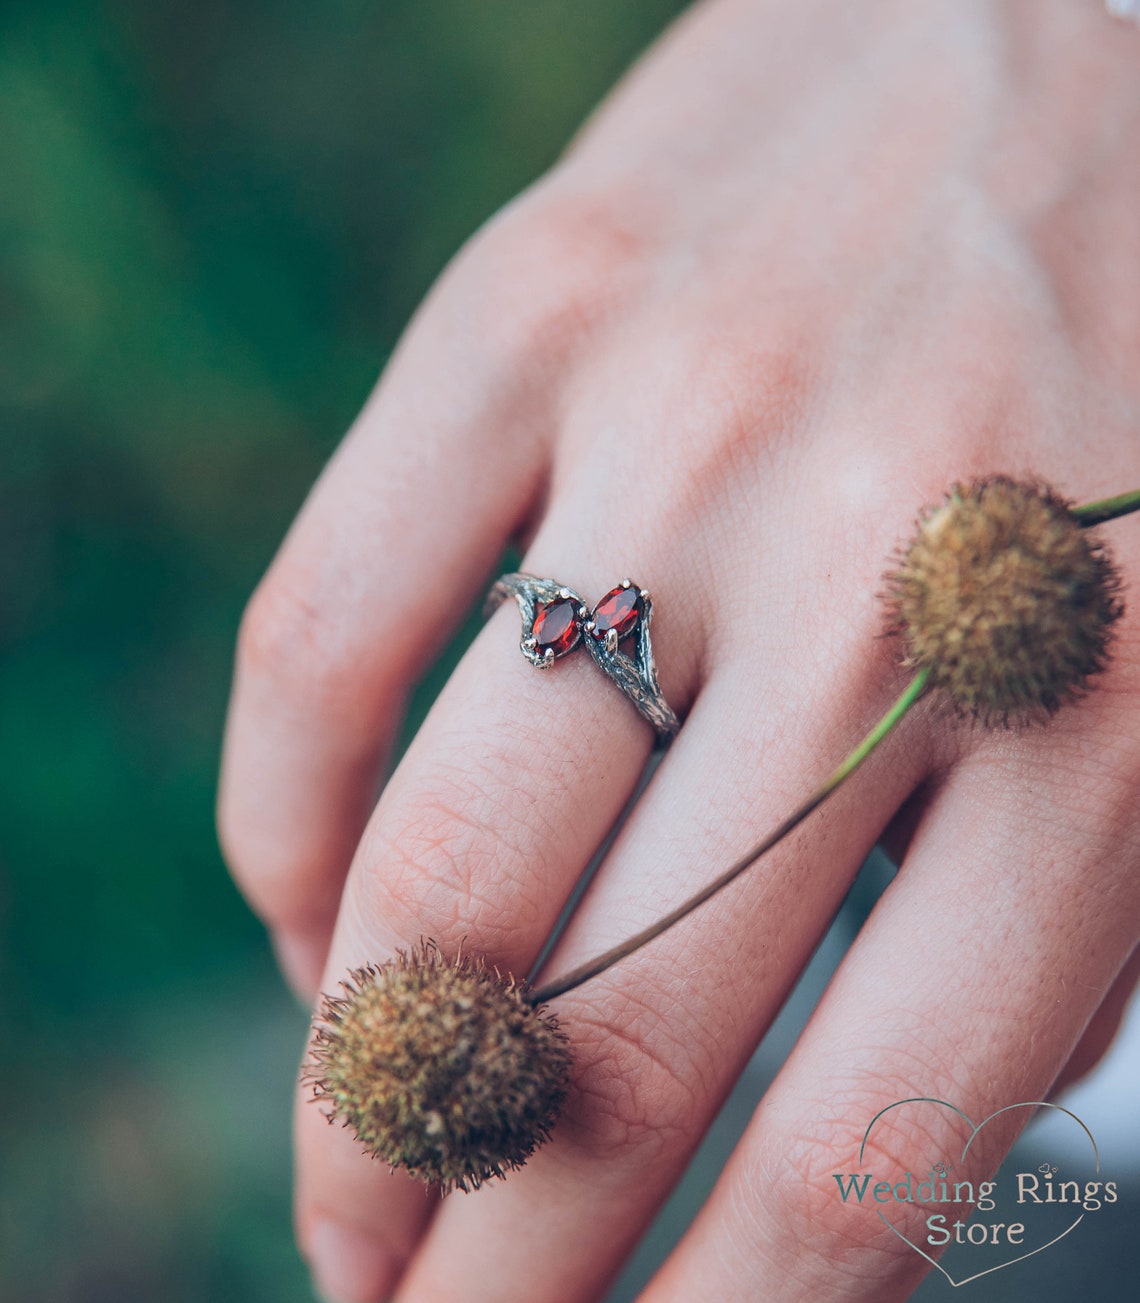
1052 942 1140 1095
389 596 932 1301
641 694 1140 1302
294 508 708 1301
297 1106 435 1303
216 209 579 1000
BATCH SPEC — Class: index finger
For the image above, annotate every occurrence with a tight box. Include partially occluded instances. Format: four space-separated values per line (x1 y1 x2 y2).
216 211 564 999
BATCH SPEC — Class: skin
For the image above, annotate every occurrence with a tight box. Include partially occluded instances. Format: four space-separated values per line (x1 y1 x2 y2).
217 1 1140 1299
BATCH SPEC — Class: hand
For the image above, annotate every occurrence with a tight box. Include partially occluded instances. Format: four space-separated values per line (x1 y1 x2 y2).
218 1 1140 1299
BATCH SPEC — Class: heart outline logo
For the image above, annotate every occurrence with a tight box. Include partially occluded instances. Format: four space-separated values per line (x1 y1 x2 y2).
858 1097 1099 1288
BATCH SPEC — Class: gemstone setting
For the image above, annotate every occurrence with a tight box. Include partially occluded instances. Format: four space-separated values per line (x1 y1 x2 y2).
487 571 680 739
532 597 582 658
589 583 643 645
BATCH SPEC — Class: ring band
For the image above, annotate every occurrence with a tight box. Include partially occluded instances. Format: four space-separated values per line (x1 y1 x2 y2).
485 573 681 742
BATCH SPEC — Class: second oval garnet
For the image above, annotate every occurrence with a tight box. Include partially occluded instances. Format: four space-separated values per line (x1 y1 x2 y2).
591 585 643 642
533 597 581 656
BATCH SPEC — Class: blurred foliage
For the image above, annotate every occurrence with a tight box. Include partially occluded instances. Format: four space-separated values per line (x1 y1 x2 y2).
0 2 684 1298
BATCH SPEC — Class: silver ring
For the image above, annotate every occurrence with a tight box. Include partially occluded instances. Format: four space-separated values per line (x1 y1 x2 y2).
484 573 681 742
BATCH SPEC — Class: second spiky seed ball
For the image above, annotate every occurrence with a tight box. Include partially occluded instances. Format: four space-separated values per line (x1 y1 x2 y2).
887 476 1123 723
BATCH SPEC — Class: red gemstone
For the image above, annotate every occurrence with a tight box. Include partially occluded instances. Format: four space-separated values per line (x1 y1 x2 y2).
591 584 643 642
532 597 581 656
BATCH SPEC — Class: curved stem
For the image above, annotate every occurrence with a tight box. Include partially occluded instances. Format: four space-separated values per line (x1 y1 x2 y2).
528 486 1137 1007
531 666 931 1005
1072 489 1140 527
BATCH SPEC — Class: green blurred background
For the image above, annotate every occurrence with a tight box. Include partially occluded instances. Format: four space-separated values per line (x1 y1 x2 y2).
0 2 685 1298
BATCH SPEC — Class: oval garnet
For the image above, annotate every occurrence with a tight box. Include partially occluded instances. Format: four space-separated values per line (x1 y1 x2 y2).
532 597 581 656
591 584 643 642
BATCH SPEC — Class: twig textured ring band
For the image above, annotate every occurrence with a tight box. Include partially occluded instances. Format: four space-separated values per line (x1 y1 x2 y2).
484 573 681 743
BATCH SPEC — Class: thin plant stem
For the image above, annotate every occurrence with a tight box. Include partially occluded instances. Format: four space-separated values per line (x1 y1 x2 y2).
1072 489 1140 528
528 487 1138 1006
526 746 664 986
530 666 932 1004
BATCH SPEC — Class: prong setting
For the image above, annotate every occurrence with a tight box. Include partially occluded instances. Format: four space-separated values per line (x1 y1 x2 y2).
487 571 679 739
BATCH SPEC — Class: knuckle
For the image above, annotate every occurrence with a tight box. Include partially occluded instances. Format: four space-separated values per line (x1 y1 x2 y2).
747 1096 942 1283
557 989 709 1168
683 336 818 461
236 566 361 714
216 778 275 924
216 800 328 935
579 336 820 600
640 332 817 476
741 1174 914 1288
240 870 319 938
354 764 549 958
807 436 906 533
215 797 254 896
456 181 651 372
742 1027 1003 1288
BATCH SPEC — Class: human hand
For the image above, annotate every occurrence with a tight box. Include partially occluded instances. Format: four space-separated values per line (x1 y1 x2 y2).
218 1 1140 1298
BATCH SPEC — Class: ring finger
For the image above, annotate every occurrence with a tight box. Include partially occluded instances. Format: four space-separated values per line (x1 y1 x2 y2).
293 495 709 1302
388 528 933 1302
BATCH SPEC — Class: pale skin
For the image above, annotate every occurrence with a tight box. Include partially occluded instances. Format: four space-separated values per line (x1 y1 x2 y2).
217 1 1140 1299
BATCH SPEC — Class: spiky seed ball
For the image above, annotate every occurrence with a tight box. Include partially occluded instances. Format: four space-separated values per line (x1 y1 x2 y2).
885 476 1123 723
304 941 572 1193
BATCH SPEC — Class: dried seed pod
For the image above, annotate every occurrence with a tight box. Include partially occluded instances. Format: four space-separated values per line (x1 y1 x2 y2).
885 475 1124 723
304 941 572 1192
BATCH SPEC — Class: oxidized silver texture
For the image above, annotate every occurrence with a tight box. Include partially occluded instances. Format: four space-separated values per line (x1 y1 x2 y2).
485 573 681 742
